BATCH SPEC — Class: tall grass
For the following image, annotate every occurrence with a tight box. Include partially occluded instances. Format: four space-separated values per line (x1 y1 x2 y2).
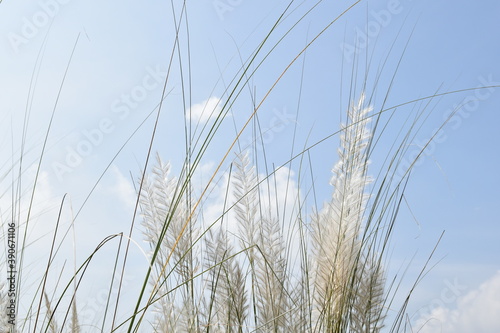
124 90 375 332
2 2 498 333
128 89 407 332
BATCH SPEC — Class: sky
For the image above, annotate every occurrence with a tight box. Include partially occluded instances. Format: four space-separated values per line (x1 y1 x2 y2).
1 0 500 331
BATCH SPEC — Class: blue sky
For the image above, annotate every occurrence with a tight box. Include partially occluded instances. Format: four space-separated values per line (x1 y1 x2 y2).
1 0 500 331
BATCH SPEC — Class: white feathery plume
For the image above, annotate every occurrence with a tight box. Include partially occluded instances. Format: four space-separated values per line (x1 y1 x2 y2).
311 92 376 331
232 151 259 260
139 153 199 332
43 292 58 333
232 151 290 331
254 216 289 331
232 150 260 330
204 228 248 332
351 253 386 333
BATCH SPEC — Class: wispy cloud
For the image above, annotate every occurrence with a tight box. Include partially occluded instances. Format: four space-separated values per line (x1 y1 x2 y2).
108 164 137 210
185 96 222 124
416 271 500 332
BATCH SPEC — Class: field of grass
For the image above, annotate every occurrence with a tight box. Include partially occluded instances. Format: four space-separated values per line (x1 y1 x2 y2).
1 1 499 332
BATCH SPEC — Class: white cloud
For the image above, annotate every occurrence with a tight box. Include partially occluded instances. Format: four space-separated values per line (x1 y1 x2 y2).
108 164 137 210
0 161 148 327
185 96 222 124
415 270 500 333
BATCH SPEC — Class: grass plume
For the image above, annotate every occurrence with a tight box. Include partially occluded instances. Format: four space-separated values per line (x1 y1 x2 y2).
1 2 492 332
